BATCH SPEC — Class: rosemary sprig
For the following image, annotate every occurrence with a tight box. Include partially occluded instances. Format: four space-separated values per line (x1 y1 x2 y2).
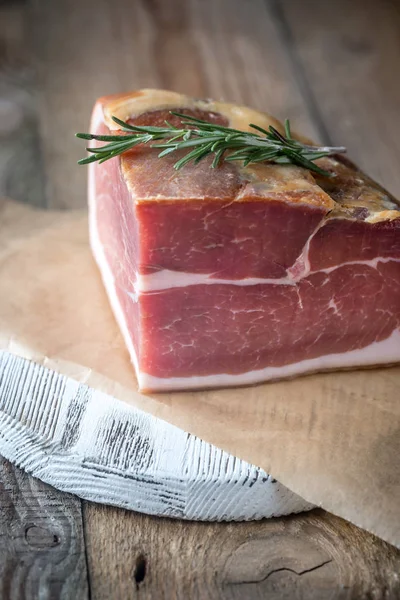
76 112 346 176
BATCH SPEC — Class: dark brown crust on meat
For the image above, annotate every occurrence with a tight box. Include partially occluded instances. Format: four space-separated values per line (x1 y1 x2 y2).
95 89 400 221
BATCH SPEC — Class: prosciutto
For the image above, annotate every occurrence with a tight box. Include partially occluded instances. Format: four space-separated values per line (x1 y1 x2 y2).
88 89 400 392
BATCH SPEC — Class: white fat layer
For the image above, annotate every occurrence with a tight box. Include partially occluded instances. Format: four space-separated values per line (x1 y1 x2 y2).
135 271 294 292
287 217 327 279
89 102 400 391
135 256 400 292
138 329 400 391
88 103 140 378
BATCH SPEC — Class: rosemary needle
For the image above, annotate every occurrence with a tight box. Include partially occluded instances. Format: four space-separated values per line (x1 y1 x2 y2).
76 112 346 177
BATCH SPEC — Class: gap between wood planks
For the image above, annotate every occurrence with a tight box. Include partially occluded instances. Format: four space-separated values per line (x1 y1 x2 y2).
266 0 334 146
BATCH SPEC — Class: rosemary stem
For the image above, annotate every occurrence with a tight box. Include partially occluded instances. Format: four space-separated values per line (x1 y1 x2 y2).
76 111 346 177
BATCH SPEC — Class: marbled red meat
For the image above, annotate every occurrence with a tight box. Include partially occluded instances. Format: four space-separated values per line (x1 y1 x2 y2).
88 89 400 391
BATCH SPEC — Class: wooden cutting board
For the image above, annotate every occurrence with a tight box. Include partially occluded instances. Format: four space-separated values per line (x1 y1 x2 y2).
0 349 312 520
0 199 399 549
2 1 400 596
0 199 312 521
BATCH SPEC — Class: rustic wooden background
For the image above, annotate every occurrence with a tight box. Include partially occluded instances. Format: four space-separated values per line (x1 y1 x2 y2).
1 0 400 598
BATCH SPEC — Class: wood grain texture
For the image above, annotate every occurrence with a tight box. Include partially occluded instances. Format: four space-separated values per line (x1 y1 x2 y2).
0 4 88 599
0 1 46 207
0 349 312 521
0 457 88 600
278 0 400 197
1 0 400 598
84 505 400 600
28 0 321 209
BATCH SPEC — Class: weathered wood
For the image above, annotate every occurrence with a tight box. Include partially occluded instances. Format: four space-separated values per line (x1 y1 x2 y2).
278 0 400 197
67 0 399 595
0 457 89 600
0 348 312 522
1 0 400 598
83 505 400 600
0 1 46 207
28 0 320 210
0 5 88 599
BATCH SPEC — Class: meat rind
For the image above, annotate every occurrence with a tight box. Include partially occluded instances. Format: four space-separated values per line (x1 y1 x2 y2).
88 89 400 391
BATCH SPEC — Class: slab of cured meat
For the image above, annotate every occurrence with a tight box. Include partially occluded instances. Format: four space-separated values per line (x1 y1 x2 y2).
88 89 400 392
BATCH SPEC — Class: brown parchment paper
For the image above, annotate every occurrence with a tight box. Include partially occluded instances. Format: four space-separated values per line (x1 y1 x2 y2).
1 199 399 547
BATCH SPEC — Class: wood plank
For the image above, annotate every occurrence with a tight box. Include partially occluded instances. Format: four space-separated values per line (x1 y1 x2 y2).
0 4 89 598
83 505 400 600
11 0 400 598
278 0 400 197
188 0 317 132
0 457 89 600
0 1 46 207
79 0 398 591
28 0 320 209
0 346 312 524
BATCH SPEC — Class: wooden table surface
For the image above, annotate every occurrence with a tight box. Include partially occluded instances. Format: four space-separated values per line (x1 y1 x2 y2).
1 0 400 598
